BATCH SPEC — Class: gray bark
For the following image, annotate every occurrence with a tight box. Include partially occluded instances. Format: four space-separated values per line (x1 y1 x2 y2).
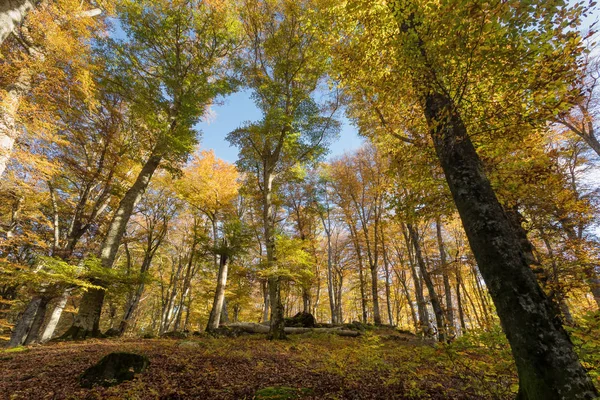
206 253 229 331
0 0 35 47
40 289 69 342
7 296 40 347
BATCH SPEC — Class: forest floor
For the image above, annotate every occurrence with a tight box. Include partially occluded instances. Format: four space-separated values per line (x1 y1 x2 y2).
0 327 525 400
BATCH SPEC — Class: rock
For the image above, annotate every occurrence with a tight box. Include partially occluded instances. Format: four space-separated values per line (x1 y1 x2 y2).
80 352 149 388
284 312 316 328
160 331 188 339
103 328 120 338
343 321 367 331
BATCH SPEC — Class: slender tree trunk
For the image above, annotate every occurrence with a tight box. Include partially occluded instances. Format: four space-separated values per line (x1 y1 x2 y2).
206 253 229 331
64 152 162 339
324 229 337 323
348 223 368 323
408 224 446 341
402 226 430 333
436 219 455 336
263 168 285 339
421 89 597 399
261 279 269 323
455 267 467 334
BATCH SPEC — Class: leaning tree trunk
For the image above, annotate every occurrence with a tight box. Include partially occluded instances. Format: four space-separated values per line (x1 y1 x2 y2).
423 90 598 399
206 253 229 331
63 152 162 339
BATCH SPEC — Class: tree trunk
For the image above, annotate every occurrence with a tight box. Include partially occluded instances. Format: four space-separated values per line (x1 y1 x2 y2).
0 67 32 177
455 267 467 334
263 167 285 339
8 296 40 347
268 276 285 340
436 219 455 336
261 279 269 323
40 289 70 342
23 295 49 345
0 0 35 47
64 152 162 339
423 89 597 399
402 225 430 333
206 253 229 331
408 224 446 342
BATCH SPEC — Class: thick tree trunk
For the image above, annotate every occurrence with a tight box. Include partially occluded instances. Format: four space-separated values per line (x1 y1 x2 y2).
206 253 229 331
64 152 162 339
0 67 32 177
23 295 49 345
0 0 35 47
268 276 285 340
423 90 598 399
40 289 69 342
8 296 40 347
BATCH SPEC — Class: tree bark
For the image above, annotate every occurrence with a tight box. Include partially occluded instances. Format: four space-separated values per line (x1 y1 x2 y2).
408 223 446 342
0 0 35 47
7 296 40 347
206 253 229 331
423 89 598 399
64 151 162 339
40 289 69 342
436 219 455 336
0 67 32 177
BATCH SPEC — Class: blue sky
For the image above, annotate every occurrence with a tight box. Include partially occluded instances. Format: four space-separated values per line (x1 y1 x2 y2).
195 90 364 163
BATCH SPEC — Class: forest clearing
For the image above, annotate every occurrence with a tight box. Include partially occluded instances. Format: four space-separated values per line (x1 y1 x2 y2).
1 0 600 399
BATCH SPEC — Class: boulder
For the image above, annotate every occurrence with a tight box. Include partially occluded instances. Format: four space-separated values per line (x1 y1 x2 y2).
103 328 120 338
284 312 316 328
80 352 149 388
160 331 188 339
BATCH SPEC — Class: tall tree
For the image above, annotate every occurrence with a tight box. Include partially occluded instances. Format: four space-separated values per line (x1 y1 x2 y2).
228 0 339 339
334 0 598 397
63 0 238 338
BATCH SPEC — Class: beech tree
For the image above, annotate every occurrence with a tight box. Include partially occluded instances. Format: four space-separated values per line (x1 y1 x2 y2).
332 0 598 397
227 0 339 339
63 0 239 338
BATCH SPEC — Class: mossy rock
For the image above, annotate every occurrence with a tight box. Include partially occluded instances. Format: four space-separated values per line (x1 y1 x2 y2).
161 331 189 339
284 312 316 328
254 386 313 399
80 352 149 388
103 328 120 338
